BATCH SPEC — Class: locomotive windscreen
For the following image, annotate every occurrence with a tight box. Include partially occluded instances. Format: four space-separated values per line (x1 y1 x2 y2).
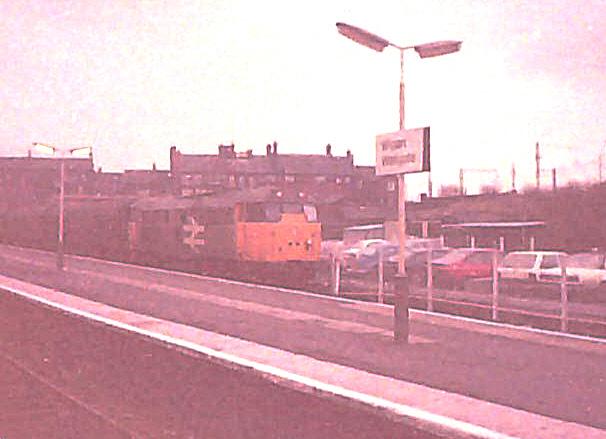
244 202 317 223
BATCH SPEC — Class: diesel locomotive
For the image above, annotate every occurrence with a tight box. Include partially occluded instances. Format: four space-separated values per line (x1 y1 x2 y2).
0 187 328 290
128 187 326 288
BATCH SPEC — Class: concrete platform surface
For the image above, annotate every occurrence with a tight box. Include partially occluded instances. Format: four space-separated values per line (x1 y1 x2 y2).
0 246 604 438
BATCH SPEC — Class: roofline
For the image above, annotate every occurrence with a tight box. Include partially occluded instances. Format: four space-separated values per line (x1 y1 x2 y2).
443 221 545 229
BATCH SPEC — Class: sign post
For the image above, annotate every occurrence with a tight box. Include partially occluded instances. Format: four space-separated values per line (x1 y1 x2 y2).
335 22 459 344
376 127 430 343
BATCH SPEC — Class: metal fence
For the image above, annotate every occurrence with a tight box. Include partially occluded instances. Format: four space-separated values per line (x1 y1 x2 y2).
329 251 606 338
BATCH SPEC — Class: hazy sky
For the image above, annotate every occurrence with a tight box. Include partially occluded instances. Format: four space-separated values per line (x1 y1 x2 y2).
2 0 606 196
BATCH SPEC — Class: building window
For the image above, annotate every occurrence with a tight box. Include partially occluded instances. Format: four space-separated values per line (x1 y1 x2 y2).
387 180 396 191
344 176 351 184
336 177 342 185
314 176 326 183
285 175 295 183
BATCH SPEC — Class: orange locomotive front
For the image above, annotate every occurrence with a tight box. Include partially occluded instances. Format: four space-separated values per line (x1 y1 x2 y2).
234 200 321 262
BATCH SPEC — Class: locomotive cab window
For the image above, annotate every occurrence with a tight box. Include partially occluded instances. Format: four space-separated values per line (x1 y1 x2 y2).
244 203 275 222
281 203 302 214
243 202 315 222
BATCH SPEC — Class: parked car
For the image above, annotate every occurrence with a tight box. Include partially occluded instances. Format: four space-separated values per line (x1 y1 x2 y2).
497 251 567 283
539 252 606 289
432 248 499 289
350 240 448 278
405 237 444 253
403 248 452 285
353 242 401 273
341 239 389 270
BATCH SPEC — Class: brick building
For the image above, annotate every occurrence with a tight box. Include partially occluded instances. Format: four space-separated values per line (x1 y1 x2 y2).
170 144 396 203
93 167 171 197
0 155 95 208
169 143 398 237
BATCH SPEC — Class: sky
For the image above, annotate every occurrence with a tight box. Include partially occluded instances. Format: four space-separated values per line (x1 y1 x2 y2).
2 0 606 198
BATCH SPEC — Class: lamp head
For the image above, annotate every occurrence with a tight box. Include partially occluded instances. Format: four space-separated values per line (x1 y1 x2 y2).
414 40 462 58
336 22 391 52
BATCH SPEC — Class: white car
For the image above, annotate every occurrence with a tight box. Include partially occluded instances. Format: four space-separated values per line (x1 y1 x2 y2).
341 239 389 269
498 251 567 283
540 252 606 288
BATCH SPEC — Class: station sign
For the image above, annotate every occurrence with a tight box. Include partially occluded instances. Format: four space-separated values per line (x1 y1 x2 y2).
375 127 430 176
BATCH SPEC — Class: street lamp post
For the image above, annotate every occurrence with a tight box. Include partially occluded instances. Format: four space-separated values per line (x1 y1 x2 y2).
337 23 461 343
32 142 91 270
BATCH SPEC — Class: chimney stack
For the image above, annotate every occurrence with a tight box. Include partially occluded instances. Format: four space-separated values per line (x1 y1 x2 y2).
170 145 179 173
218 144 235 158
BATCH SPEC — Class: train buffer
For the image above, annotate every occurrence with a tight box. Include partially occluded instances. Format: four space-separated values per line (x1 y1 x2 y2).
0 245 605 438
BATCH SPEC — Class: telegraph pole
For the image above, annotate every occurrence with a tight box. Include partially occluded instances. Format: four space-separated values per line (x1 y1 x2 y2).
599 142 604 184
552 168 557 192
534 142 541 189
459 168 464 195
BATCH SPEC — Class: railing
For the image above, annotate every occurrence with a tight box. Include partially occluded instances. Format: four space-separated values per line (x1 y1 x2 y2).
329 251 606 338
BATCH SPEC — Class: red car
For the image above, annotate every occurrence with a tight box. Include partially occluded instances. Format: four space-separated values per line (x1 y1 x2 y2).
432 248 498 289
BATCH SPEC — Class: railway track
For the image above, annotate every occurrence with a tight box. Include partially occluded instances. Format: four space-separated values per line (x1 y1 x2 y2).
0 351 137 439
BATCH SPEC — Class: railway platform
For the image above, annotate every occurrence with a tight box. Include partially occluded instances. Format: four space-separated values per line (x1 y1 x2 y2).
0 245 605 438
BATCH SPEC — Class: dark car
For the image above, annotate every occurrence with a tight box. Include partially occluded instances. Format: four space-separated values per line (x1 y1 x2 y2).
357 246 451 284
404 248 452 285
432 248 498 289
